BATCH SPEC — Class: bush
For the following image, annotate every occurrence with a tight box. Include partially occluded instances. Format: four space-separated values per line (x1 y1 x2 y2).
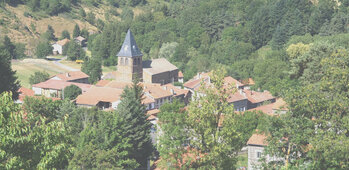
29 71 50 85
63 85 82 100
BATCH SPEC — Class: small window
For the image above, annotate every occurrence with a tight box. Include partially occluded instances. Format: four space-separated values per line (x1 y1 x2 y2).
125 58 129 65
120 58 124 65
133 58 136 65
257 152 262 158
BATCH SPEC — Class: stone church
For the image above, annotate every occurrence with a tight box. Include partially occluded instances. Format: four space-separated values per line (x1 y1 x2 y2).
103 29 179 85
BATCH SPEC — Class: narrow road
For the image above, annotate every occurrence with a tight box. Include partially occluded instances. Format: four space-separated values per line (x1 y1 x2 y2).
52 56 79 72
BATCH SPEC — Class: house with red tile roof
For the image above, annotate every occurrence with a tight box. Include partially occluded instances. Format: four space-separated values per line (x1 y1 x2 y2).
32 79 91 99
95 80 111 87
75 87 123 110
247 133 268 169
50 71 89 84
183 72 276 111
16 87 35 104
247 132 283 170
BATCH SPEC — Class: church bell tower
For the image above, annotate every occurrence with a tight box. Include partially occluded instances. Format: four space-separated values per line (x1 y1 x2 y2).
117 29 143 82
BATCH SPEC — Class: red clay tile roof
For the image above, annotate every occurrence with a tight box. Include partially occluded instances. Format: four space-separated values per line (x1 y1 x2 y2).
32 79 92 91
53 71 89 82
18 87 35 102
244 89 275 103
95 80 111 87
227 91 247 103
75 87 123 106
272 98 288 111
104 81 132 89
146 109 160 120
248 103 275 116
183 72 210 89
19 87 34 96
56 38 70 46
247 133 268 146
143 83 172 99
162 83 190 97
224 76 244 87
178 71 184 78
143 95 155 104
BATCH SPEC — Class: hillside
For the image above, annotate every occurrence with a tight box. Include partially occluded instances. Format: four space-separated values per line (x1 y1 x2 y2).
0 3 143 54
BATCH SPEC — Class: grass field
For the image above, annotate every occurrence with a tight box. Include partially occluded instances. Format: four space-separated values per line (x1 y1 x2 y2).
12 59 69 88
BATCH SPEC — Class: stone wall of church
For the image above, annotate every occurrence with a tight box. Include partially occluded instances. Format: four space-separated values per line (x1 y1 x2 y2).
117 56 142 82
145 69 179 85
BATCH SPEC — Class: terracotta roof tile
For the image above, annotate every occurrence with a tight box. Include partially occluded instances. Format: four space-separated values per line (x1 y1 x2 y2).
18 87 35 102
32 79 91 91
248 103 275 116
143 83 172 99
95 80 111 87
104 81 132 89
272 98 288 111
247 133 268 146
53 71 89 82
244 89 275 103
162 83 190 97
75 87 123 106
143 95 155 104
224 76 244 87
178 71 184 78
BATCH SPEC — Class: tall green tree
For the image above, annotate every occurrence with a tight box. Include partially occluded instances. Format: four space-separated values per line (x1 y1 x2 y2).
68 110 138 169
116 79 153 168
61 30 71 39
73 24 80 38
43 25 56 41
35 41 52 58
81 58 102 84
184 68 247 169
0 42 20 100
157 100 190 169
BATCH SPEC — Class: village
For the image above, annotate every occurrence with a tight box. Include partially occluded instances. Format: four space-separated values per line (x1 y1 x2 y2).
14 30 289 169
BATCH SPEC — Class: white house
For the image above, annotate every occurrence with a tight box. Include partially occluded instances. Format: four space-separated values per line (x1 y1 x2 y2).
52 38 70 55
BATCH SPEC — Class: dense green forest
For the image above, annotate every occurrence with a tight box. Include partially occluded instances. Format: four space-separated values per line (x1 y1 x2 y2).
3 0 349 96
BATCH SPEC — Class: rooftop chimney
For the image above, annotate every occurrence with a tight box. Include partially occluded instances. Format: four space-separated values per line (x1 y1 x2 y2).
170 89 175 95
66 73 70 77
163 86 167 90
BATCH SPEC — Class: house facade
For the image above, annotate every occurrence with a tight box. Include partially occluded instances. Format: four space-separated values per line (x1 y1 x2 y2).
52 38 70 55
32 79 91 99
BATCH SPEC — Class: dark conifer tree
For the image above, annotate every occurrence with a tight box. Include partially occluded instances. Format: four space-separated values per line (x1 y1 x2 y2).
116 79 153 169
73 24 81 38
0 39 20 100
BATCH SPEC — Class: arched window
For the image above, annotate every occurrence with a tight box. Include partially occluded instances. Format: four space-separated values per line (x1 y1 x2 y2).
120 57 124 65
125 58 129 65
138 58 141 65
133 58 137 65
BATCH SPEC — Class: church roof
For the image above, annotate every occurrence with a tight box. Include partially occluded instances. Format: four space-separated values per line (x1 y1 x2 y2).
117 29 143 57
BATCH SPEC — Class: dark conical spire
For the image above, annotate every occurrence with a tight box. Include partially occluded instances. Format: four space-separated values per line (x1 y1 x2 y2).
117 29 143 57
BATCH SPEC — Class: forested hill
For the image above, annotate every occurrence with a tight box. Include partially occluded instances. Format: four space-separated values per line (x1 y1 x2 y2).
2 0 349 96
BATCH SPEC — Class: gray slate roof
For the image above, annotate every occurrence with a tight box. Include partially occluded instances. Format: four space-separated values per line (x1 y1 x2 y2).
117 29 143 57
